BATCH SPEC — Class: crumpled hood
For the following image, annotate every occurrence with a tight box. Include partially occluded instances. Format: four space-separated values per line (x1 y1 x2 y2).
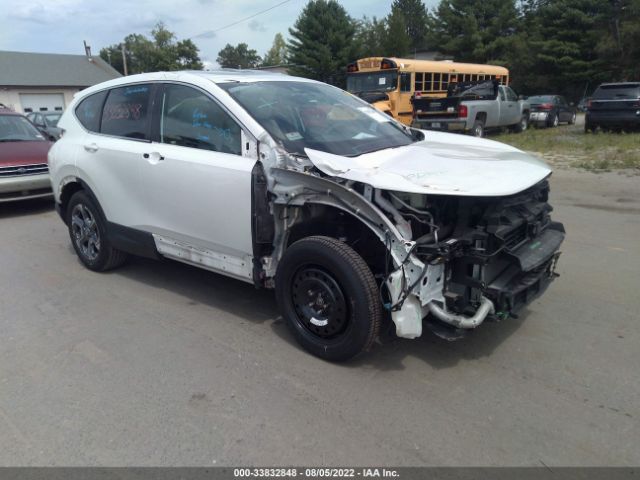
305 130 551 197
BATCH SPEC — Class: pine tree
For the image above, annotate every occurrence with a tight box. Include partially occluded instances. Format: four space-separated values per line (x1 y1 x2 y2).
428 0 519 64
383 8 411 57
262 33 288 66
287 0 357 85
390 0 428 52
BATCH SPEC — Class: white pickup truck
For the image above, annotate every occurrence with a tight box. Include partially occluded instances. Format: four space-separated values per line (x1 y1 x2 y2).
411 80 531 137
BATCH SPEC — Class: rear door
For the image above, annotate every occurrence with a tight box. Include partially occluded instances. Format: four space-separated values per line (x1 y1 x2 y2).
138 82 257 280
76 83 156 228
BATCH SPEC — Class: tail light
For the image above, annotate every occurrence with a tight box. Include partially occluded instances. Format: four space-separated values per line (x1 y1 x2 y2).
587 99 592 109
540 103 553 110
458 104 468 118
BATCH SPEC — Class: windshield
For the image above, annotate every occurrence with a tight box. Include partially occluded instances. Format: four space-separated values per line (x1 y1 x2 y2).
0 115 46 142
593 84 640 100
44 113 62 127
346 71 398 94
527 95 554 104
220 81 413 157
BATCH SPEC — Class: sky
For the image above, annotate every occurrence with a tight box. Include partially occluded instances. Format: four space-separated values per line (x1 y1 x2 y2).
0 0 438 68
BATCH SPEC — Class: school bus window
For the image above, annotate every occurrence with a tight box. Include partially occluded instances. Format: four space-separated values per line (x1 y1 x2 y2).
400 72 412 92
415 72 423 91
425 73 433 91
441 74 449 91
434 73 442 91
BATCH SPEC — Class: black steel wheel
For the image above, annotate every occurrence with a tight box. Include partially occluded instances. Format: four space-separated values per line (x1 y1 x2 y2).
276 236 382 361
66 191 128 271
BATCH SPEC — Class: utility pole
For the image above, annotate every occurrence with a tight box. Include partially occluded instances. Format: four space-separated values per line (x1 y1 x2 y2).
121 44 128 76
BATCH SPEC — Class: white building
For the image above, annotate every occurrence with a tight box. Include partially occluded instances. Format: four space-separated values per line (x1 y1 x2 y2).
0 50 121 114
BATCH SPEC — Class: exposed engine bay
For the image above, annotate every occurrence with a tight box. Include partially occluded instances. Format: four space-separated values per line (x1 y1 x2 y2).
255 130 565 341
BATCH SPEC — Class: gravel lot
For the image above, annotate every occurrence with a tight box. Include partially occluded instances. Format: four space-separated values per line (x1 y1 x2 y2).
0 168 638 466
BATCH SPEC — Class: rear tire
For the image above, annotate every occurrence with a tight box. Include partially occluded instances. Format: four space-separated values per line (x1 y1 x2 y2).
548 113 559 128
471 119 485 137
569 112 576 125
275 236 382 362
66 191 128 272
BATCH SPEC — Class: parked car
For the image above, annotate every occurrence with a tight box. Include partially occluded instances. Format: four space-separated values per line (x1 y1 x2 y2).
577 97 589 112
48 71 565 361
0 108 53 202
527 95 576 127
411 80 530 137
585 82 640 133
26 111 63 140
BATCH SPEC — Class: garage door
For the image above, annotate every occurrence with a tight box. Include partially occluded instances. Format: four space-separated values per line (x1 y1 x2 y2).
19 93 65 113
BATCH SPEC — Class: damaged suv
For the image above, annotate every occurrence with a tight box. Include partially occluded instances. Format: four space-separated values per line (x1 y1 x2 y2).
49 71 565 361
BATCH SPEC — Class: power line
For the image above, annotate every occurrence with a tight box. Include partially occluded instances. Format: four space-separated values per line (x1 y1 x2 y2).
193 0 292 38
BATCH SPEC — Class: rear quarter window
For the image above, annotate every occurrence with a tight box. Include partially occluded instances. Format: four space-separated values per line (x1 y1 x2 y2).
100 84 153 140
75 90 108 132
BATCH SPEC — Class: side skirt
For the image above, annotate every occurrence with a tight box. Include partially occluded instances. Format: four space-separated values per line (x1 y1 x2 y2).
106 222 160 260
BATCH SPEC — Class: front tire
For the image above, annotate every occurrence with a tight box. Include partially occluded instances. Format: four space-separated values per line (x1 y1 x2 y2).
275 236 382 362
66 191 128 272
513 113 529 133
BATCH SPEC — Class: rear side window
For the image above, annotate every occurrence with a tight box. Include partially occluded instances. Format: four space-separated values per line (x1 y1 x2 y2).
75 90 107 132
101 84 152 139
593 84 640 100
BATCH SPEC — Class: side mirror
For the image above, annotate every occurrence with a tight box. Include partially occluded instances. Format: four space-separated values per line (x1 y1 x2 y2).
570 102 575 107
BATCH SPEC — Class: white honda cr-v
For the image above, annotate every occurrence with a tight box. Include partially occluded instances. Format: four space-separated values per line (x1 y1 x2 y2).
49 70 564 361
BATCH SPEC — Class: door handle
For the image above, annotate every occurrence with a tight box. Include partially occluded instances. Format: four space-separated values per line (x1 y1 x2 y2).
84 143 98 153
143 152 165 162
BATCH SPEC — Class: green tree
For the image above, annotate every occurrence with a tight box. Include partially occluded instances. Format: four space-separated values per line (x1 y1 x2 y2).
427 0 519 64
287 0 357 85
100 22 203 74
383 8 411 57
390 0 428 52
216 43 262 68
262 33 288 66
354 16 388 58
524 0 609 98
595 0 640 82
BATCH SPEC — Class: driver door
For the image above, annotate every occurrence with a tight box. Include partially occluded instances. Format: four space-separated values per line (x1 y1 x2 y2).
139 82 257 281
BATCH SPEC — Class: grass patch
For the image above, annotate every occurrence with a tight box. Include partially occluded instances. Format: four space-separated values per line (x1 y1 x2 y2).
492 116 640 172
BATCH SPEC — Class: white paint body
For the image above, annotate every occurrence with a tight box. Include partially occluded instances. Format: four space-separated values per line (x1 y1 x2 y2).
305 132 551 197
49 70 552 310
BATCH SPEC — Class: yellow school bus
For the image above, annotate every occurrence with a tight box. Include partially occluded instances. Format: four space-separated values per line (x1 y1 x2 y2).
346 57 510 125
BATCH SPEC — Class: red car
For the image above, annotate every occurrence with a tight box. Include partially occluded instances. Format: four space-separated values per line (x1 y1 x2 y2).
0 108 53 202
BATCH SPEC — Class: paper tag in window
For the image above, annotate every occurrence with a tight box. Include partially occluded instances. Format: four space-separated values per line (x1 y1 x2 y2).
378 77 386 85
285 131 303 141
358 107 388 123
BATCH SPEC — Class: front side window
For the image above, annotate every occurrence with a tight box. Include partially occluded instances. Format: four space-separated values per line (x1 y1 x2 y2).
159 84 241 155
505 87 518 101
220 81 414 157
101 84 152 139
75 90 107 132
400 73 412 92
